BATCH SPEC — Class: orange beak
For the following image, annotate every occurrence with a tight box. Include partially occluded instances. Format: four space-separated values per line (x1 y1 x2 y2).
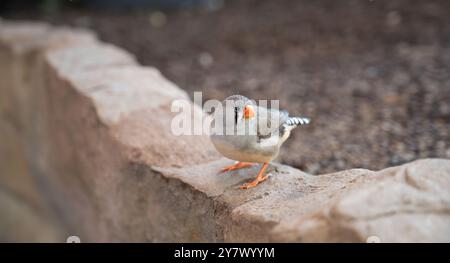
244 105 255 119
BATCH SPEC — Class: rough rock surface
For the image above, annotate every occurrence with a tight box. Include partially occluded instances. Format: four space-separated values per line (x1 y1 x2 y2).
0 20 449 242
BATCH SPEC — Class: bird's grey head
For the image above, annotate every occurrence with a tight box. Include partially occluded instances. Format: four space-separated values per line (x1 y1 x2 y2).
222 95 251 104
219 95 256 130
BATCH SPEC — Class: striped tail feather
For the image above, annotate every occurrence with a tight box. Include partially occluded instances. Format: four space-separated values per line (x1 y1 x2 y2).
285 117 310 126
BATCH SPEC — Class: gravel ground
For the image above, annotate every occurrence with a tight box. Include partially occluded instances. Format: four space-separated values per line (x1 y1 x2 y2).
5 0 450 174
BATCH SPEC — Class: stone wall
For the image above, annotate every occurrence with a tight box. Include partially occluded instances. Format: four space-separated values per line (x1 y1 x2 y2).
0 20 449 242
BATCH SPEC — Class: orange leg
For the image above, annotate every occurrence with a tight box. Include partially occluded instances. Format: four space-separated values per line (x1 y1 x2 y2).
221 161 255 173
240 162 270 190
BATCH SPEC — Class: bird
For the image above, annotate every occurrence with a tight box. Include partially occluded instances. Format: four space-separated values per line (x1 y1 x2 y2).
210 95 310 189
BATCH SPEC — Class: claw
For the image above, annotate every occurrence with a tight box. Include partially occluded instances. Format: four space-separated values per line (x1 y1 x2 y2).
240 174 269 189
239 162 270 190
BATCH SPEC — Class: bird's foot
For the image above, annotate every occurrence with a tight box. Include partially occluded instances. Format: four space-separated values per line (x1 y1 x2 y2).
239 162 270 190
220 161 254 173
239 174 269 189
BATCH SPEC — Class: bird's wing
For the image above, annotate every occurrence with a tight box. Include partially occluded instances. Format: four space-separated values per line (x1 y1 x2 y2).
255 106 289 141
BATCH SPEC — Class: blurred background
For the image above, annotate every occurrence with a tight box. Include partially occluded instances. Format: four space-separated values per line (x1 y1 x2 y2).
2 0 449 174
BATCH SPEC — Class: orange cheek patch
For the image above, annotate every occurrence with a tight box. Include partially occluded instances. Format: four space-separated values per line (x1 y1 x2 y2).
244 105 255 119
